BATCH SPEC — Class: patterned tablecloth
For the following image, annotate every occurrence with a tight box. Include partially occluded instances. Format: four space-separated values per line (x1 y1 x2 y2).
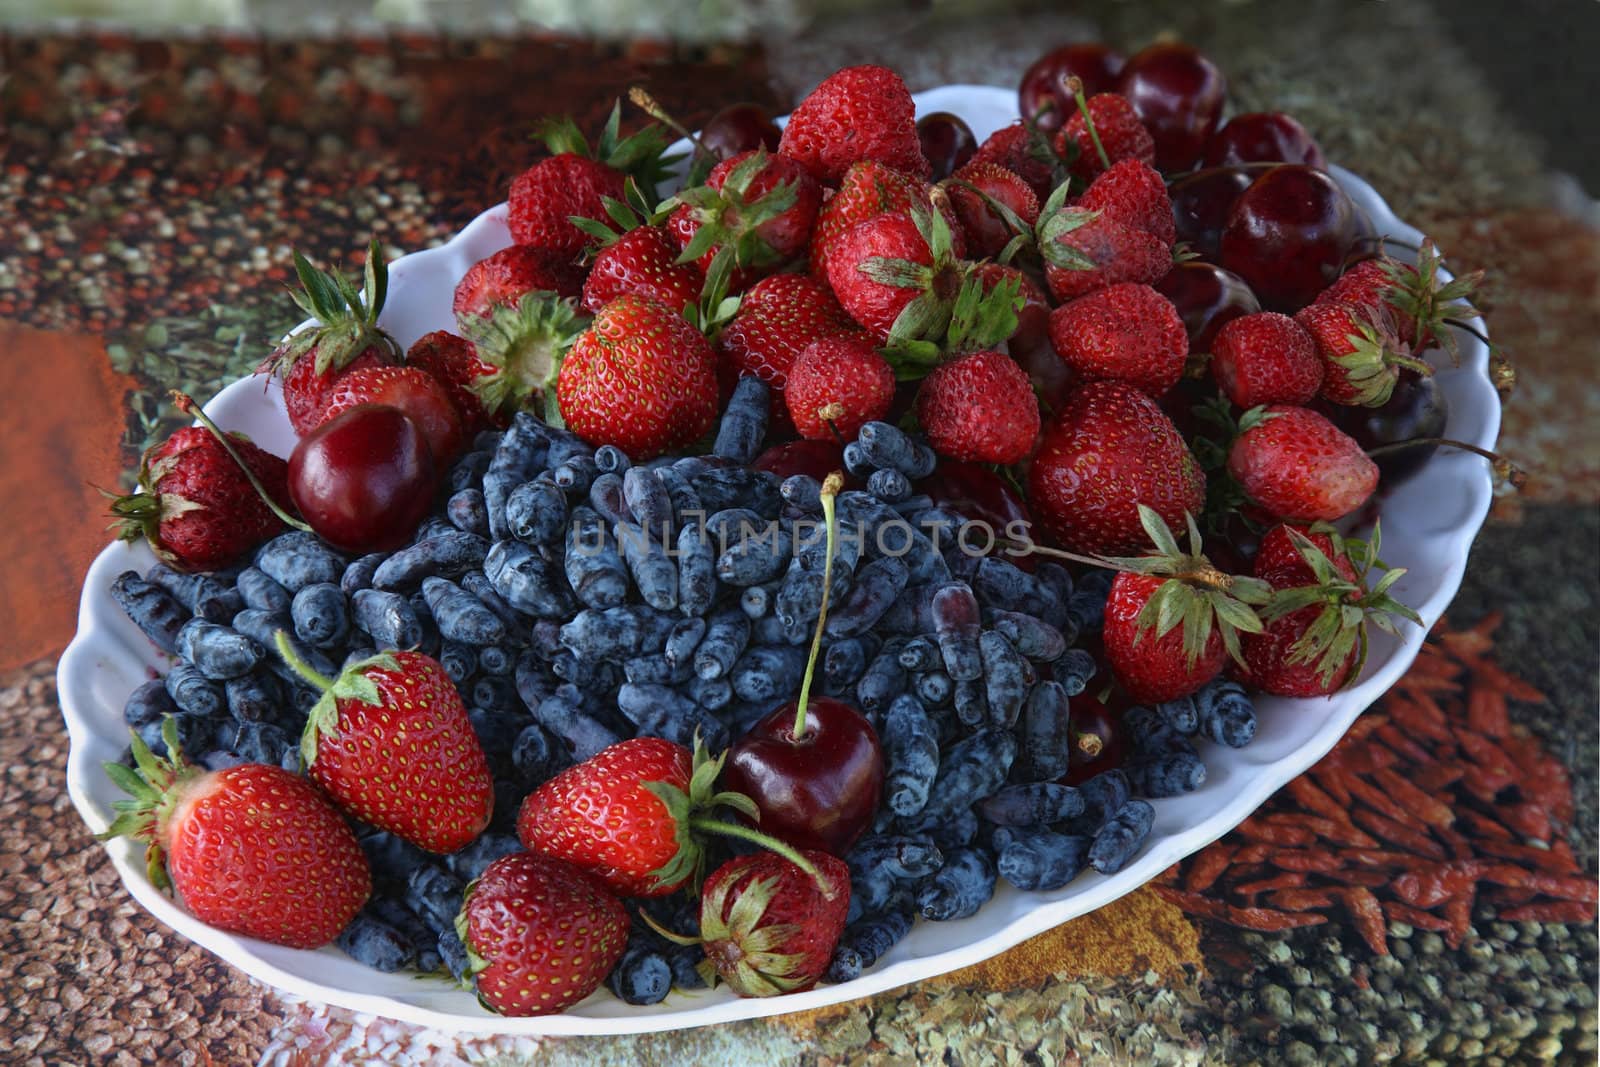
2 3 1596 1064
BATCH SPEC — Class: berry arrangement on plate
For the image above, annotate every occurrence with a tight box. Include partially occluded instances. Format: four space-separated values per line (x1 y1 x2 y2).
94 43 1502 1018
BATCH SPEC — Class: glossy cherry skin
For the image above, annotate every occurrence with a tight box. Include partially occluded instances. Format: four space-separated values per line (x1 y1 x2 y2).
722 697 884 856
916 460 1032 532
1115 42 1227 172
1061 691 1130 785
1155 261 1262 352
753 439 847 483
1219 164 1367 312
1018 43 1126 133
917 111 978 181
701 103 781 161
1327 369 1448 488
1203 112 1326 170
1168 167 1256 262
288 404 437 553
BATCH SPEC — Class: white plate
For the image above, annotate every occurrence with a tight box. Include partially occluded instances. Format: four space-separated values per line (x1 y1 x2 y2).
57 85 1498 1035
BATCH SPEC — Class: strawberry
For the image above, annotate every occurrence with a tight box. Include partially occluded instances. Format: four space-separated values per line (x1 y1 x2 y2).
1209 311 1324 408
1226 405 1378 522
915 349 1040 464
942 160 1040 259
555 293 719 459
809 159 963 281
580 224 704 316
1043 213 1171 303
1316 241 1486 361
970 121 1065 199
1028 380 1206 555
452 243 583 321
1047 283 1188 397
316 364 466 462
1240 523 1420 696
784 336 896 441
457 851 628 1016
405 330 500 435
108 423 291 572
454 293 590 426
289 644 494 854
258 241 402 436
101 718 369 949
1293 300 1430 407
1100 507 1271 704
695 849 850 997
1074 158 1175 246
1315 260 1418 347
1056 93 1156 181
667 149 821 292
717 273 862 427
777 64 929 185
518 737 756 898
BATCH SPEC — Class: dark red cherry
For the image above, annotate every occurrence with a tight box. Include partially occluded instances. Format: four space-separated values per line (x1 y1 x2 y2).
288 404 437 553
1219 164 1367 312
722 697 883 855
1018 43 1126 133
1168 167 1256 262
916 111 978 181
1327 369 1449 487
1004 276 1070 411
1203 112 1326 170
1155 261 1261 352
1061 691 1130 784
753 439 849 484
1115 42 1227 172
700 103 781 161
916 460 1032 532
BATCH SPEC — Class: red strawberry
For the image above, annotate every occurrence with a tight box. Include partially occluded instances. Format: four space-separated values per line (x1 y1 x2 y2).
259 242 402 436
942 160 1040 259
1294 300 1429 407
454 294 590 426
1316 240 1487 362
293 647 494 854
825 211 937 342
777 65 929 185
1226 405 1378 522
717 273 862 428
1075 158 1175 246
1047 283 1188 397
1028 380 1206 555
668 149 821 292
1240 523 1420 696
1101 507 1271 703
809 160 964 281
1316 260 1419 346
970 121 1063 199
102 719 369 949
316 364 466 462
784 336 896 441
696 850 850 997
405 330 500 435
1210 311 1324 408
453 244 583 322
581 224 704 316
1056 93 1156 181
457 851 628 1016
556 293 719 459
108 423 291 572
1043 212 1171 303
915 349 1040 464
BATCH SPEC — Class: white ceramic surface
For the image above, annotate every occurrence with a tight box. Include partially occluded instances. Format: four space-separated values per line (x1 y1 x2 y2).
58 85 1499 1035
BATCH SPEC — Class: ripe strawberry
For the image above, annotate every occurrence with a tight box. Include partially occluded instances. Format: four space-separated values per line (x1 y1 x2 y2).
942 160 1040 259
258 241 402 436
1047 283 1188 397
453 244 583 321
108 423 291 572
1315 260 1419 346
1056 93 1156 181
1074 158 1175 246
457 851 628 1016
1293 300 1430 407
1042 212 1171 303
1101 507 1271 703
970 121 1064 199
784 336 896 441
1316 241 1486 362
580 224 704 316
316 364 466 462
293 647 494 854
809 159 963 281
717 272 862 427
405 330 500 435
1226 405 1378 522
555 293 719 459
777 65 929 185
1028 380 1206 555
454 293 590 426
696 850 850 997
1240 523 1420 696
915 349 1040 464
102 719 369 949
668 149 821 292
1210 311 1324 408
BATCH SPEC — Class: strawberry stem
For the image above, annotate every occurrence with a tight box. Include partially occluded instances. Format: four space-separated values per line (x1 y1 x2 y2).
272 629 336 691
1064 76 1111 172
171 391 311 534
687 816 823 885
793 471 844 740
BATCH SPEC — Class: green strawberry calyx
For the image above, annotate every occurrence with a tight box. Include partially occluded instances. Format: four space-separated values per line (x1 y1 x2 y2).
1259 523 1422 688
534 99 680 208
262 238 402 381
666 148 801 274
273 631 399 767
103 444 206 564
1102 505 1273 670
1326 309 1434 407
1375 238 1487 365
456 291 590 425
99 717 204 892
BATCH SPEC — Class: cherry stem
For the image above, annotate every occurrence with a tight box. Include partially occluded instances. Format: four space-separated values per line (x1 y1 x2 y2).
272 629 335 692
688 816 822 885
1443 317 1495 348
793 471 844 740
1064 75 1111 171
171 391 312 534
628 86 713 161
1364 437 1527 487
